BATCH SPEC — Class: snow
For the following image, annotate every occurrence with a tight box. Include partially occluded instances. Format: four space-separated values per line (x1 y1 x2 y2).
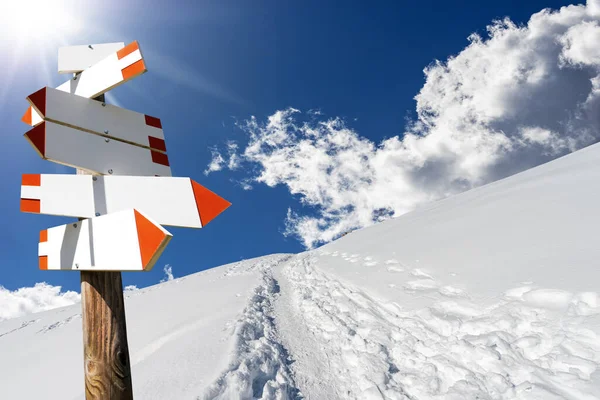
2 142 600 399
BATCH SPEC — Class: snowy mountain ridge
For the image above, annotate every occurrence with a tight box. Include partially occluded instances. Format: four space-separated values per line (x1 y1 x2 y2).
2 142 600 399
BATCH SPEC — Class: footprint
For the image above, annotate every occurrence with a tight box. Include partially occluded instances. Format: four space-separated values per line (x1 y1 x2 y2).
439 286 465 297
410 269 434 280
404 279 439 292
386 266 405 273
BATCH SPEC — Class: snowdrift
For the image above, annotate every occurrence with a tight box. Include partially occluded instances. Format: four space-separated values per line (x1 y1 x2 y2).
2 142 600 399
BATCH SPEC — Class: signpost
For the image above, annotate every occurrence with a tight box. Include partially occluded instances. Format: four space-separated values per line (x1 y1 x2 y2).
20 41 231 399
21 174 231 228
39 209 172 271
25 87 167 152
24 121 172 176
58 42 125 74
21 40 146 128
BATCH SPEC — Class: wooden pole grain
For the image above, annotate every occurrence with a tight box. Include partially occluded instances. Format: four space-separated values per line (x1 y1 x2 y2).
78 90 134 399
80 271 133 399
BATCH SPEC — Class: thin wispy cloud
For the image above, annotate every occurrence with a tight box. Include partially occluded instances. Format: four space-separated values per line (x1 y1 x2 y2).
160 264 174 283
208 0 600 248
205 149 225 175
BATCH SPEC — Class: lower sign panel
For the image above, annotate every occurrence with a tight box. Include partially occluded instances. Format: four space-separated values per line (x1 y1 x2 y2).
24 121 171 176
38 209 172 271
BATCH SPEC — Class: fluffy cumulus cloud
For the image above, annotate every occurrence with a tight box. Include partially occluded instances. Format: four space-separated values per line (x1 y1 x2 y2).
0 283 80 322
208 1 600 248
0 267 179 321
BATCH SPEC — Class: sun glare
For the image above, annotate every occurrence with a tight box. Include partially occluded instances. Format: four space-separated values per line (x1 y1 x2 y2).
0 0 84 45
0 0 109 107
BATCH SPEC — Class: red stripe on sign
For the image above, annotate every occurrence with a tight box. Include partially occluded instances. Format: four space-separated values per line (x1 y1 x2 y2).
21 107 32 126
151 150 170 166
27 87 47 117
148 136 167 152
40 230 48 243
116 41 140 60
21 199 40 213
22 174 41 186
39 256 48 270
121 59 146 81
144 115 162 129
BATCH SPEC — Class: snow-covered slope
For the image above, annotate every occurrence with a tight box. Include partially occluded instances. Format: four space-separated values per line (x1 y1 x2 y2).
2 142 600 399
0 255 294 400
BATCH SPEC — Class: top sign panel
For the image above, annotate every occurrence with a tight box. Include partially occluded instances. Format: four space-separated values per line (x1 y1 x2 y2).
58 42 125 74
22 40 147 127
55 40 147 99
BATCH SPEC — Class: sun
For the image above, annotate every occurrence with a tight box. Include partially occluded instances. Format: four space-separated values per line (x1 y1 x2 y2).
0 0 107 105
0 0 86 47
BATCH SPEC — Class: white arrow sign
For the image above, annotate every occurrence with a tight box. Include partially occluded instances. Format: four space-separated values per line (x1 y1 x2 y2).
21 40 146 126
20 174 231 228
39 208 172 271
26 86 167 152
58 42 126 74
24 122 172 176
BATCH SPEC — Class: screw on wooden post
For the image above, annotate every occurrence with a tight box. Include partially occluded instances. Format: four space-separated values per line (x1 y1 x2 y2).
78 87 134 400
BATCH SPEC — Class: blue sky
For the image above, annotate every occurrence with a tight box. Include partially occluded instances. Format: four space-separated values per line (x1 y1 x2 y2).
0 0 591 296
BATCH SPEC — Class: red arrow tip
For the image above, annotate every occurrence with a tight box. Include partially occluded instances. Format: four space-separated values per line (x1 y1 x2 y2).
24 122 46 157
27 87 46 117
191 180 231 227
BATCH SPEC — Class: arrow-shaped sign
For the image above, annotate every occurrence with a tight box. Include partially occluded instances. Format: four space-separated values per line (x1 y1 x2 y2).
22 40 146 126
21 174 231 228
24 122 171 176
58 42 125 74
39 208 172 271
26 87 167 152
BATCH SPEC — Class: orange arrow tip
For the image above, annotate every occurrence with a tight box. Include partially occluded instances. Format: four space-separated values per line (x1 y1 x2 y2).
21 107 32 126
191 180 231 227
133 210 170 271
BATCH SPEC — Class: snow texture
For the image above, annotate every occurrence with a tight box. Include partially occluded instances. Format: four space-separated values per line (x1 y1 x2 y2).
2 142 600 399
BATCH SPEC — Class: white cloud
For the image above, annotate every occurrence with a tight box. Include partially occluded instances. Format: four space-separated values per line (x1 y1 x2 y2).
160 264 174 283
0 266 181 321
0 283 80 322
205 149 225 175
227 141 241 170
208 1 600 248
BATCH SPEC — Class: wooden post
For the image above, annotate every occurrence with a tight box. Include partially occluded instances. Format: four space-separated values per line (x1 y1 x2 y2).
79 90 134 399
81 271 133 399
